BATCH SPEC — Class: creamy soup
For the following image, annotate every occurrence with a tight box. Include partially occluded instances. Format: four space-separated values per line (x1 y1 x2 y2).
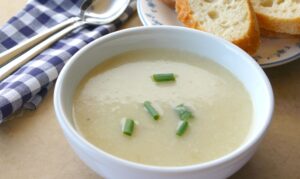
73 49 253 166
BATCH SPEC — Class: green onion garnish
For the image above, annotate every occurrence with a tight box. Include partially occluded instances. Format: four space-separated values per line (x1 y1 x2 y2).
176 120 189 136
144 101 160 120
175 104 193 121
152 73 176 82
122 118 135 136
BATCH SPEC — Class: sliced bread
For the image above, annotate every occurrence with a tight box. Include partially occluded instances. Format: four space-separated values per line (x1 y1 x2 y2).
160 0 175 8
176 0 260 54
250 0 300 35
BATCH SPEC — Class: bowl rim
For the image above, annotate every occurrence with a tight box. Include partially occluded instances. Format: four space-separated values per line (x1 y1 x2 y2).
54 26 274 173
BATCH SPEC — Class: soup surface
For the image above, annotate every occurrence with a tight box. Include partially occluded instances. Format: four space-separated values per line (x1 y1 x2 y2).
73 49 253 166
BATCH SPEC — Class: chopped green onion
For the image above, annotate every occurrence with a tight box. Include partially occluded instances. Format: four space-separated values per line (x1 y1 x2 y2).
152 73 176 82
122 118 135 136
175 104 193 121
176 120 189 136
144 101 160 120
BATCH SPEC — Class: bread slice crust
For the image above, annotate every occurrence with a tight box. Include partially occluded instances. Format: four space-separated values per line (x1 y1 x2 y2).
176 0 260 54
251 0 300 35
260 28 300 38
160 0 176 9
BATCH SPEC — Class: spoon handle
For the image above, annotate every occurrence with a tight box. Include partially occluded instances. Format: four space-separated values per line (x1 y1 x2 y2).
0 17 80 65
0 21 84 81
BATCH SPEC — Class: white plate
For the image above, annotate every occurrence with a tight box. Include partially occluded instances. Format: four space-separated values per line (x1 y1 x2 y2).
137 0 300 68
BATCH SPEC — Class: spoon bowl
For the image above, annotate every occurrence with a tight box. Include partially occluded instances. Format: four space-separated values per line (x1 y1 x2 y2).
84 0 131 25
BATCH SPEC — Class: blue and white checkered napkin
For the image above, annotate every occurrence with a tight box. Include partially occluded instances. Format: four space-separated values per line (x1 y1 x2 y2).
0 0 136 123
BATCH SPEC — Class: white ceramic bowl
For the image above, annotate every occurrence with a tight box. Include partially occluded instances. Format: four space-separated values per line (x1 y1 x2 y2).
54 26 274 179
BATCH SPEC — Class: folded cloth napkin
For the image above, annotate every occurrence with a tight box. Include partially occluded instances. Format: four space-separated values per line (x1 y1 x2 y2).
0 0 136 123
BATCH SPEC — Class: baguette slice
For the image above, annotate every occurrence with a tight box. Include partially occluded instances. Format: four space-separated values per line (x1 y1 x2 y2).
160 0 175 9
176 0 260 54
251 0 300 35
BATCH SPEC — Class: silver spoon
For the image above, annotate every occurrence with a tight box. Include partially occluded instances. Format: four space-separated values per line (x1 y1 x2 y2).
0 0 130 64
0 0 131 80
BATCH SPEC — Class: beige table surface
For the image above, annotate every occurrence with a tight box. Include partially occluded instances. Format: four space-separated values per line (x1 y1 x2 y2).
0 1 299 179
